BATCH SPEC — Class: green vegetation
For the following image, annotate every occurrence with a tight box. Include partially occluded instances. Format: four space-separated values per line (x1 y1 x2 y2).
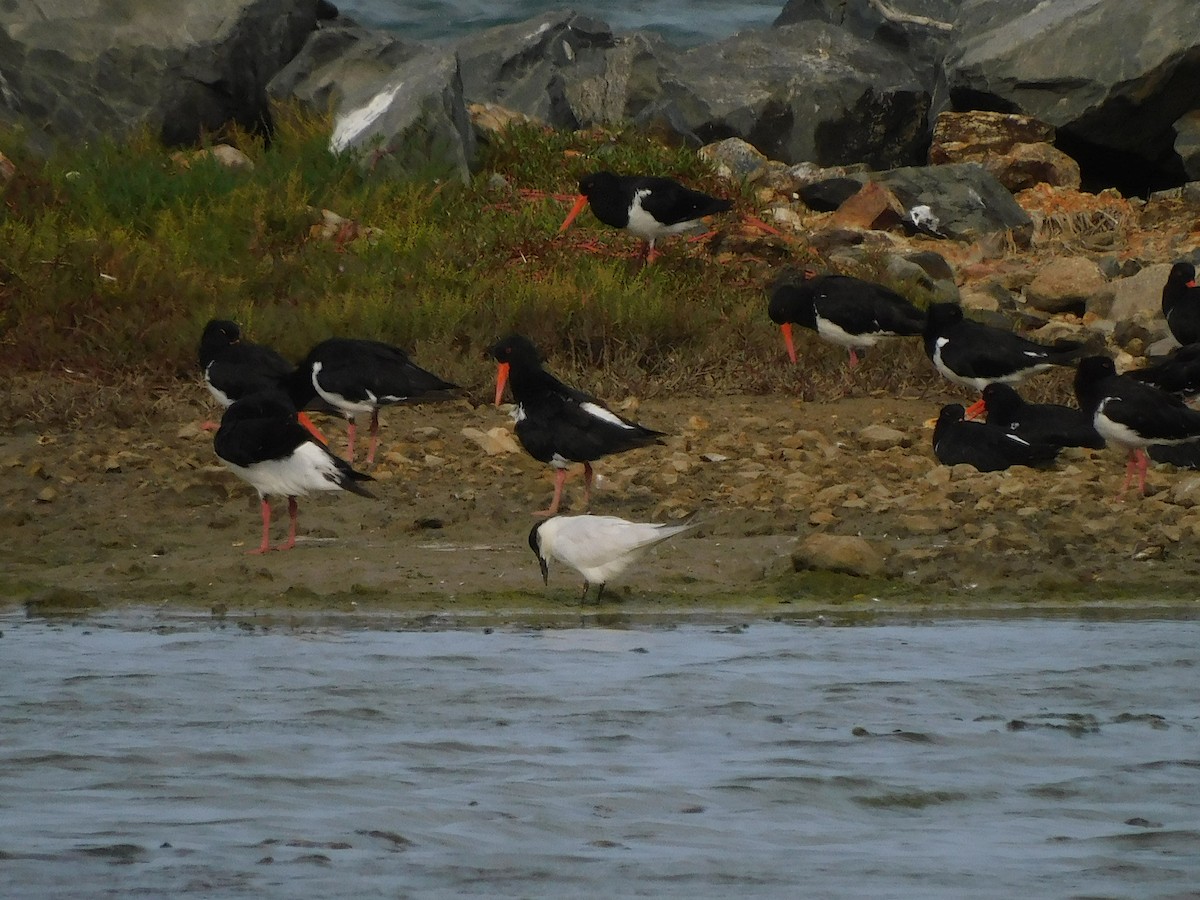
0 105 939 422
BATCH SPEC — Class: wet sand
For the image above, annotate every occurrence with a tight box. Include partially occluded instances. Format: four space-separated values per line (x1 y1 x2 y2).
4 378 1200 624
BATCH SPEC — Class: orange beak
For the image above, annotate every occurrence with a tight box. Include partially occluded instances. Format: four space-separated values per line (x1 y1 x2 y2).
558 195 588 234
1189 279 1198 288
964 398 987 420
494 362 510 407
780 323 797 364
297 411 327 444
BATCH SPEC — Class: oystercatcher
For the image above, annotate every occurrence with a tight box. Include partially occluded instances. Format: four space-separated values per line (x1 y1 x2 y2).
290 338 458 466
490 334 666 515
1162 262 1200 346
198 318 330 442
1128 342 1200 398
965 383 1105 450
932 403 1060 472
558 171 732 263
923 303 1084 392
528 513 698 601
767 269 926 367
1074 355 1200 497
198 319 294 409
214 390 375 554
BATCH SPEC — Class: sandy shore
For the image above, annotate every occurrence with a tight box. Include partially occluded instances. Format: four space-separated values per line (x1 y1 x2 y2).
4 373 1200 626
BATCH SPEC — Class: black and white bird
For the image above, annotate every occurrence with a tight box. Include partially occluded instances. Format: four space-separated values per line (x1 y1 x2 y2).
932 403 1060 472
289 338 458 466
491 334 666 516
198 319 294 410
1074 355 1200 497
214 390 375 554
528 513 698 601
923 303 1084 392
1161 261 1200 346
1127 342 1200 399
198 319 333 440
558 171 732 263
965 383 1105 450
766 269 926 368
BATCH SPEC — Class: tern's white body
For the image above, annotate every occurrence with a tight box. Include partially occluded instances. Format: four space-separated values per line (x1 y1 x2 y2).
531 514 697 590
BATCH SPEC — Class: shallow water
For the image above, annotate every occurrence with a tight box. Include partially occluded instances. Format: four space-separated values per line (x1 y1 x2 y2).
2 614 1198 898
336 0 784 46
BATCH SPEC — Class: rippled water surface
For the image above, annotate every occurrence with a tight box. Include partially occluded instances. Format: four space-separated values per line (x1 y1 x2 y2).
2 615 1198 898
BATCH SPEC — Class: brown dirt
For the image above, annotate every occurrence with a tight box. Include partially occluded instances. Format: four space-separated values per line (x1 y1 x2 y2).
4 372 1200 626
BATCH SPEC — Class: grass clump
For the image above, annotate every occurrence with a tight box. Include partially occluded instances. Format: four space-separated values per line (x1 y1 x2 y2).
0 104 935 421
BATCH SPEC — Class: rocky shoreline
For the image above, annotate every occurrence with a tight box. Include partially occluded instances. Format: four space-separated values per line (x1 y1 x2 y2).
4 2 1200 621
4 383 1200 623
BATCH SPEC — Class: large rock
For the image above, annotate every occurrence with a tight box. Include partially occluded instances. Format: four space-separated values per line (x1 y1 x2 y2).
0 0 319 147
1176 111 1200 182
775 0 961 90
1088 262 1174 324
1025 257 1106 314
792 532 886 577
643 24 929 169
453 11 616 129
329 50 476 182
874 162 1033 242
940 0 1200 189
268 21 429 111
929 110 1080 191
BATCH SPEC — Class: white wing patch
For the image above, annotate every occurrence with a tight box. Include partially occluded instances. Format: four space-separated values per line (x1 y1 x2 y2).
580 401 634 429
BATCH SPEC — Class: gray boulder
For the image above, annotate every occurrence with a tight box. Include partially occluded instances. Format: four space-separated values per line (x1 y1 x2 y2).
0 0 319 147
453 11 616 129
268 21 430 111
875 162 1032 242
1176 111 1200 182
941 0 1200 187
329 50 476 182
775 0 961 90
643 24 929 169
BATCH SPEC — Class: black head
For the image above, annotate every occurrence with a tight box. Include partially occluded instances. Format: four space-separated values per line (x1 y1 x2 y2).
937 403 967 427
925 303 965 331
980 383 1022 417
490 334 543 369
528 521 549 585
1167 261 1197 287
202 319 241 345
577 171 617 198
199 319 243 368
1073 355 1117 409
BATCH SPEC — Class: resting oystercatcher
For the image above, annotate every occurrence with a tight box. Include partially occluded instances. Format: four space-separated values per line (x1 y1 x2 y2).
1128 342 1200 398
1162 262 1200 346
528 513 698 602
932 403 1060 472
198 318 331 441
923 303 1084 392
290 338 458 466
965 383 1105 450
558 171 732 263
766 269 926 368
1074 355 1200 497
491 334 666 515
198 319 294 409
214 390 375 554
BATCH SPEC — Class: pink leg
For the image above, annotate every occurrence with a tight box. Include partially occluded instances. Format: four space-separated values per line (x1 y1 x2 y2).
1137 449 1149 496
645 242 661 265
276 496 299 551
248 498 272 555
582 462 595 509
366 409 380 466
345 419 357 462
534 469 569 517
848 349 860 369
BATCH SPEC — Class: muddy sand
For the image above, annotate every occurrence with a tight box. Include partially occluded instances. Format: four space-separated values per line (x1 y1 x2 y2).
3 378 1200 625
